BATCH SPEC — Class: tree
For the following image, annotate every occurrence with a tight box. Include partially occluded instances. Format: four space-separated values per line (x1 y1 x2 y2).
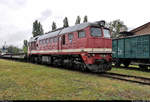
23 40 28 53
6 45 21 54
75 16 81 24
39 22 44 35
32 20 44 37
52 21 57 30
63 17 69 28
107 19 128 38
83 15 88 23
32 20 38 37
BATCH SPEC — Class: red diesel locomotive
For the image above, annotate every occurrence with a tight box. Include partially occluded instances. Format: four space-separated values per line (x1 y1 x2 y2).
28 21 112 72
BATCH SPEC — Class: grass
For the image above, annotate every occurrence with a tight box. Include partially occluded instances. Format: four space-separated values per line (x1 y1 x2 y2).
111 67 150 78
0 59 150 100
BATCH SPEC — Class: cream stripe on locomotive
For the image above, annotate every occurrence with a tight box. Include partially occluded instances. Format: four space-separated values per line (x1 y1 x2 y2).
30 48 112 54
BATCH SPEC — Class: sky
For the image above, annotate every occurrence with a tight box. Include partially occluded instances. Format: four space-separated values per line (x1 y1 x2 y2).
0 0 150 48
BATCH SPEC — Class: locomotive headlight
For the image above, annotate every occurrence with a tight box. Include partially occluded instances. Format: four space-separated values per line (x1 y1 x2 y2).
92 54 95 56
89 54 95 57
97 20 105 27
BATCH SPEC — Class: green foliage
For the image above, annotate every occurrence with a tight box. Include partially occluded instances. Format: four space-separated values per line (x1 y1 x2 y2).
83 15 88 23
32 20 44 37
23 47 28 54
23 40 28 47
6 45 21 54
107 19 128 38
63 17 69 28
23 40 28 53
39 22 44 35
75 16 81 25
52 21 57 30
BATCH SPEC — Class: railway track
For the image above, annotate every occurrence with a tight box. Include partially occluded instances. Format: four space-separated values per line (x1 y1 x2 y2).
112 65 150 72
100 72 150 85
52 63 150 86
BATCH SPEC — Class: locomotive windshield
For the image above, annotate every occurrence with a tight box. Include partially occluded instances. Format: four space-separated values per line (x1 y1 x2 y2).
90 27 102 37
103 29 110 38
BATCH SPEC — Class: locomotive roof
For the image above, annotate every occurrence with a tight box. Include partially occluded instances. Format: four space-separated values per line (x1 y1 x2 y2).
29 35 40 42
38 30 62 40
38 22 95 41
29 21 101 42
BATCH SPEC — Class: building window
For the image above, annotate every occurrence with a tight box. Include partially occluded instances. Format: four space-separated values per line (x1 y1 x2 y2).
78 31 86 38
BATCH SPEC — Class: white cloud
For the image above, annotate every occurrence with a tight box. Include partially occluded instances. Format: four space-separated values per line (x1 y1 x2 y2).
37 9 52 22
0 0 150 48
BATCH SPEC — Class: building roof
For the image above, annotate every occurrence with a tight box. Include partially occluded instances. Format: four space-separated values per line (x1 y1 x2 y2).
113 33 150 40
119 31 134 35
130 22 150 33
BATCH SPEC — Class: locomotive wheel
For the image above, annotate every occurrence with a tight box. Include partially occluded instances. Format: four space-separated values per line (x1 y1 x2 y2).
80 63 88 72
37 56 42 64
30 56 35 63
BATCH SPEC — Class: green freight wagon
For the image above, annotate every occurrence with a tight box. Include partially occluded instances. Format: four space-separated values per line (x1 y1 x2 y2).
112 34 150 69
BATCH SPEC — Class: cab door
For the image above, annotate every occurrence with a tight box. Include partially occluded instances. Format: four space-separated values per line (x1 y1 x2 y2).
59 35 66 52
58 36 62 52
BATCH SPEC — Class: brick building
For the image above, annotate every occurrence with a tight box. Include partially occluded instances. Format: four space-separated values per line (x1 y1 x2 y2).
130 22 150 35
119 22 150 38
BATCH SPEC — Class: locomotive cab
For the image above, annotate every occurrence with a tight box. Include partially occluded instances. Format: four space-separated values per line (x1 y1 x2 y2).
81 22 112 72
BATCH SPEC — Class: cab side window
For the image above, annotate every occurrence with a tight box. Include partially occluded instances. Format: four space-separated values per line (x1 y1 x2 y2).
68 33 74 43
78 30 86 38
